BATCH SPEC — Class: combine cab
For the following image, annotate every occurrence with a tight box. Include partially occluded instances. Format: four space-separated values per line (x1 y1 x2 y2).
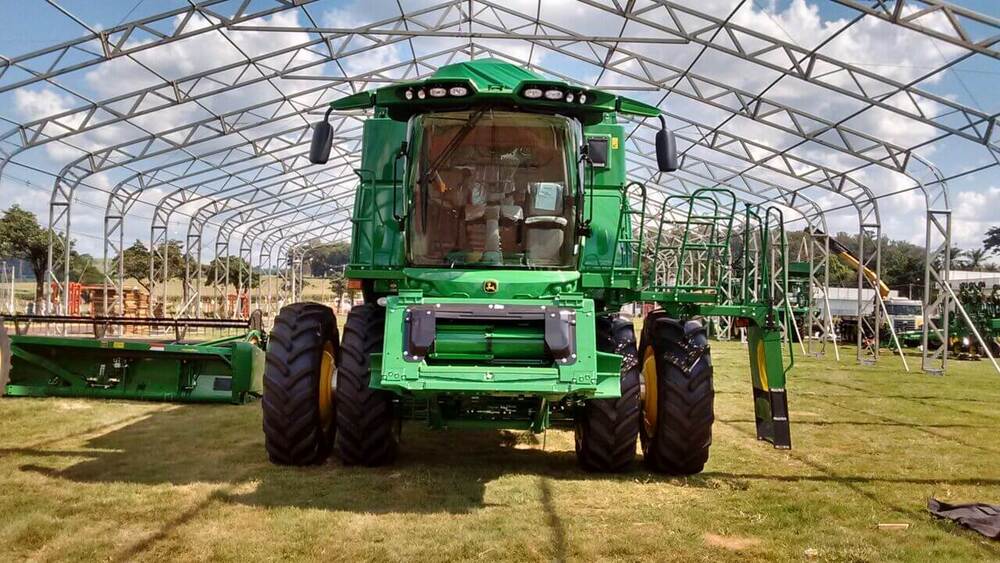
262 60 792 472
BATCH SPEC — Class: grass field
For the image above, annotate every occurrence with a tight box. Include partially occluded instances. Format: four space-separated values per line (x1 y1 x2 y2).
2 342 999 562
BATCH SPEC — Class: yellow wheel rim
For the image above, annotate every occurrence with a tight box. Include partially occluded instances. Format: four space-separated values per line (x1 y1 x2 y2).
641 345 658 437
756 340 769 391
318 342 335 429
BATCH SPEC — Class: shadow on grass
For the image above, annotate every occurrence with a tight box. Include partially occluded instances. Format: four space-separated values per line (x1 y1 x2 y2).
13 401 1000 519
10 404 655 516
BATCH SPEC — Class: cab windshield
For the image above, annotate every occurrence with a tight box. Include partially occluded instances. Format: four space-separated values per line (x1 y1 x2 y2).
408 111 576 268
886 304 921 315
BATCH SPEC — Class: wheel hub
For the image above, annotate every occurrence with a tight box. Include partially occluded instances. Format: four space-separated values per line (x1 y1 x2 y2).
318 342 336 429
640 345 657 437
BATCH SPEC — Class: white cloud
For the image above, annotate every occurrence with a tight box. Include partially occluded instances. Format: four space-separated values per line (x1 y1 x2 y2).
13 88 75 119
951 186 1000 249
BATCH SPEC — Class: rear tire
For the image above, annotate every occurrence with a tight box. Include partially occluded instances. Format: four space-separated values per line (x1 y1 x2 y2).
639 312 714 475
262 303 339 465
574 315 640 472
335 303 400 466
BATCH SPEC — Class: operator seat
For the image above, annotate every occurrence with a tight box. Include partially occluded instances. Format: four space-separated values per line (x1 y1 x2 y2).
524 182 568 266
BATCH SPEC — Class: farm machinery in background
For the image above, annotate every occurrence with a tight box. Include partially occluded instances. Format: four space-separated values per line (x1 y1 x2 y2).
802 230 998 368
261 59 794 474
821 232 918 347
948 282 1000 360
798 230 919 367
0 313 265 404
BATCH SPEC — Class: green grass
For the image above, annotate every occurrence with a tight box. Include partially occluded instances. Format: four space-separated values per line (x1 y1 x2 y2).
1 342 999 562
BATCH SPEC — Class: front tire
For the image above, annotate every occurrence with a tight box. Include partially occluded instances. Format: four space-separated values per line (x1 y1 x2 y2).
262 303 339 465
335 303 400 466
639 312 714 475
574 315 641 472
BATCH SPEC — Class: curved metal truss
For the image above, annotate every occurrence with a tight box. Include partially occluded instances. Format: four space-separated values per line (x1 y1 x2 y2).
2 0 997 373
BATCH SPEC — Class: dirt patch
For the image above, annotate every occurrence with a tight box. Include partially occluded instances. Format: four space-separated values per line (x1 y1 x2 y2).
703 532 762 551
56 401 94 411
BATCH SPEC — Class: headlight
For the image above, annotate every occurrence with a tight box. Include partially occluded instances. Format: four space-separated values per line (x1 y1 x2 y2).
523 87 543 99
565 92 575 103
448 86 468 97
544 89 564 100
416 89 426 100
404 89 414 100
579 93 587 104
429 87 447 98
962 337 970 346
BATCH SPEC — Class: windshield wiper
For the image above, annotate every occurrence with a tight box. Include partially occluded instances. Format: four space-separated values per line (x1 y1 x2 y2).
421 109 487 185
420 109 487 232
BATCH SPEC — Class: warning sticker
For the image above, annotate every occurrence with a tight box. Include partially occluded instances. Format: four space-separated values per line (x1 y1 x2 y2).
611 137 619 150
533 183 559 211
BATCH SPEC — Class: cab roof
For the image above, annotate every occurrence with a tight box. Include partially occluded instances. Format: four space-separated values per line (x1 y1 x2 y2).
329 59 660 126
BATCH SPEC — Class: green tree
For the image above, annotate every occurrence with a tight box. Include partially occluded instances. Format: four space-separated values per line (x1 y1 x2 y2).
205 256 260 289
985 226 1000 256
329 273 348 309
936 245 964 270
70 253 104 285
879 238 924 294
303 242 351 276
962 248 988 271
119 240 151 290
116 240 187 292
0 205 72 299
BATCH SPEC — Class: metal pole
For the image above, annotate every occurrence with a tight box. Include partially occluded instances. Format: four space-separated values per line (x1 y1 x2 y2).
824 290 840 362
876 295 910 372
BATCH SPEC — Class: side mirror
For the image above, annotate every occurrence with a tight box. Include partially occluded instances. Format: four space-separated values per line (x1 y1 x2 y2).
309 120 333 164
655 127 678 172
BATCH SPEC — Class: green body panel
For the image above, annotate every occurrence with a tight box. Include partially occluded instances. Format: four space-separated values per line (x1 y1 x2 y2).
349 115 407 271
401 268 580 300
580 117 630 275
432 324 545 360
896 330 925 347
374 293 621 400
746 325 791 448
3 334 264 404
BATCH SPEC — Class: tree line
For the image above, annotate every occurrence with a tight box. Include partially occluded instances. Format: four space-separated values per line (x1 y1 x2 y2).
3 204 999 302
0 205 258 299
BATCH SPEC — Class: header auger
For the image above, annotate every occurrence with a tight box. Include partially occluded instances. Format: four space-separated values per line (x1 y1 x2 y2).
262 59 792 473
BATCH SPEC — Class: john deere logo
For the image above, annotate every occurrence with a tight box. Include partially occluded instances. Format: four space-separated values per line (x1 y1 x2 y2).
483 280 498 293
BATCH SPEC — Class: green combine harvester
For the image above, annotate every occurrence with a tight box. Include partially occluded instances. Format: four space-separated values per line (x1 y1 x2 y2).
949 282 1000 360
262 60 792 473
0 315 265 404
